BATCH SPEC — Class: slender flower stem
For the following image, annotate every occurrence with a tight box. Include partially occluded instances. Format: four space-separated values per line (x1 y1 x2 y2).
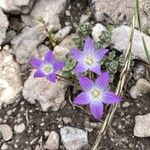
91 0 136 149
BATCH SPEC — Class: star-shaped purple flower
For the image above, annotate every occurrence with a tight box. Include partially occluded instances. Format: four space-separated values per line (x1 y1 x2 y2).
71 36 109 75
73 72 121 120
30 51 64 82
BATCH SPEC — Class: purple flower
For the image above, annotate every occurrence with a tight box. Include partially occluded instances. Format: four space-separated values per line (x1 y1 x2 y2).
30 51 64 82
71 36 109 75
73 72 121 120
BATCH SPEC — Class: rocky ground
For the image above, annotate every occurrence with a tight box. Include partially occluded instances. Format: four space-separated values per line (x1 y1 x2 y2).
0 0 150 150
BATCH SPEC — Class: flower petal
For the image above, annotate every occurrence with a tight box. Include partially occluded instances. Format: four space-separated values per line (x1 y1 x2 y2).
83 36 95 54
73 92 90 105
34 70 45 77
44 51 53 63
47 73 56 82
74 63 88 74
102 91 121 104
70 48 83 61
78 76 94 91
90 101 104 120
89 63 101 75
30 58 42 69
53 61 64 71
95 48 109 61
95 72 109 89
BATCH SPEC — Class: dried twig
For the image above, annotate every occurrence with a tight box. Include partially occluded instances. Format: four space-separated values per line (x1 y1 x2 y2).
91 0 137 149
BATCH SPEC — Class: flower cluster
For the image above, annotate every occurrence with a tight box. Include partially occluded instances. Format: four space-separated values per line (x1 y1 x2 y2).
30 36 121 120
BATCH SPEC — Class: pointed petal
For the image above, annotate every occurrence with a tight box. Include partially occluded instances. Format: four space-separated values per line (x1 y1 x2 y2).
102 91 121 104
30 58 43 69
44 51 53 63
47 73 56 82
95 72 109 89
74 63 88 74
95 48 109 61
34 70 45 77
73 92 90 105
70 48 83 61
53 61 64 71
90 101 104 120
78 76 94 91
89 63 101 75
83 36 95 54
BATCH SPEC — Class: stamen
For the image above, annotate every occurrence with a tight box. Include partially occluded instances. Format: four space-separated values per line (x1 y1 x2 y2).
90 89 101 99
42 64 52 73
84 55 94 66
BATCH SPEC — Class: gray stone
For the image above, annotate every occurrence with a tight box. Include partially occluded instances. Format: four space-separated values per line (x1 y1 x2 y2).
111 25 150 62
11 26 46 65
0 0 35 14
1 143 8 150
60 34 76 49
14 123 26 133
92 23 106 42
122 102 130 108
60 126 88 150
0 49 22 106
54 46 70 60
44 131 59 150
89 0 150 30
23 71 67 111
55 26 72 42
0 8 9 45
22 0 68 31
130 78 150 99
37 44 49 58
134 113 150 137
80 14 90 23
0 124 13 141
4 30 16 44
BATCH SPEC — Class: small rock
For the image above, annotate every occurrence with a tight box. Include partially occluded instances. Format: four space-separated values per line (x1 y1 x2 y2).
55 26 72 42
21 0 68 31
60 126 88 150
11 25 46 65
0 0 35 14
44 131 59 150
130 78 150 99
122 102 130 108
0 8 9 45
60 34 76 49
134 113 150 137
133 63 146 81
63 117 71 124
111 25 150 63
80 14 90 23
92 23 106 42
0 49 22 105
0 124 13 141
23 71 67 111
54 46 70 60
14 123 26 133
37 44 49 58
4 30 16 44
1 143 8 150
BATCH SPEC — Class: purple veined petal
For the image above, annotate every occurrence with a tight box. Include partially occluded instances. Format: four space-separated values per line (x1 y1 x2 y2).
44 51 53 63
30 58 43 69
95 48 109 61
78 76 94 91
90 101 104 120
53 61 64 71
102 91 121 104
95 72 109 89
70 48 83 61
73 92 90 105
47 73 56 82
74 63 88 74
89 62 101 75
83 36 95 54
34 70 45 78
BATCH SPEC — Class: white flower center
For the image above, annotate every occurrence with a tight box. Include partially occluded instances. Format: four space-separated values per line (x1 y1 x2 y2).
42 64 53 73
84 55 94 66
90 88 102 100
